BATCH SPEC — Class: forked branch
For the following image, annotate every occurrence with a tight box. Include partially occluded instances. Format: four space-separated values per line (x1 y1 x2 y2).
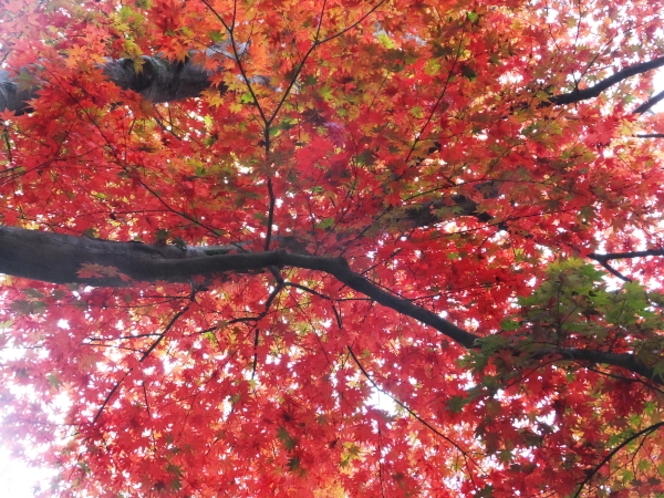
0 226 662 384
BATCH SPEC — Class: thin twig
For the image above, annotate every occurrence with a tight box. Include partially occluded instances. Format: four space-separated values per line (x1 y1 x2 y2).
593 259 632 282
265 177 275 251
632 89 664 114
284 281 331 300
572 422 664 498
347 345 483 474
92 303 190 424
251 283 285 378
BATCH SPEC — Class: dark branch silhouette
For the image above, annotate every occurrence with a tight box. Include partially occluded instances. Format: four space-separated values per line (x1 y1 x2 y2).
550 56 664 107
632 89 664 115
589 249 664 261
0 225 661 384
586 249 664 282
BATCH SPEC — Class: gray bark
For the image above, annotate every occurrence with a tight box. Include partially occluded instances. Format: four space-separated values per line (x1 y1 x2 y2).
0 226 263 286
101 55 216 102
0 53 217 114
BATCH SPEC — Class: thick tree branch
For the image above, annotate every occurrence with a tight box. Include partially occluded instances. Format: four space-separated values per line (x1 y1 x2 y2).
2 48 661 120
0 226 278 285
537 348 664 385
632 89 664 115
550 55 664 107
0 52 219 114
634 133 664 138
0 226 481 347
1 225 662 384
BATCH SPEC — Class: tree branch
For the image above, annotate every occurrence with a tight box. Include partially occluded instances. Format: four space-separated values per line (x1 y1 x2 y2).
347 345 481 469
634 133 664 138
1 225 662 385
92 302 190 424
632 89 664 115
550 55 664 107
571 421 664 498
0 50 222 114
589 249 664 261
586 249 664 282
591 259 632 282
537 348 664 385
0 226 481 347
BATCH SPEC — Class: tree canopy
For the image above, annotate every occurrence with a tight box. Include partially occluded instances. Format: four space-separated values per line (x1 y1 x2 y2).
1 0 664 496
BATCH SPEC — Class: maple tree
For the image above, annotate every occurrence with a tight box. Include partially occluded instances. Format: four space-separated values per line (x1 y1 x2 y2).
1 0 664 495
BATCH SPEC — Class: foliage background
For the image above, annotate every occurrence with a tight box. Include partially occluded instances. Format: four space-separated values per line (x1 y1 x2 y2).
1 0 664 496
